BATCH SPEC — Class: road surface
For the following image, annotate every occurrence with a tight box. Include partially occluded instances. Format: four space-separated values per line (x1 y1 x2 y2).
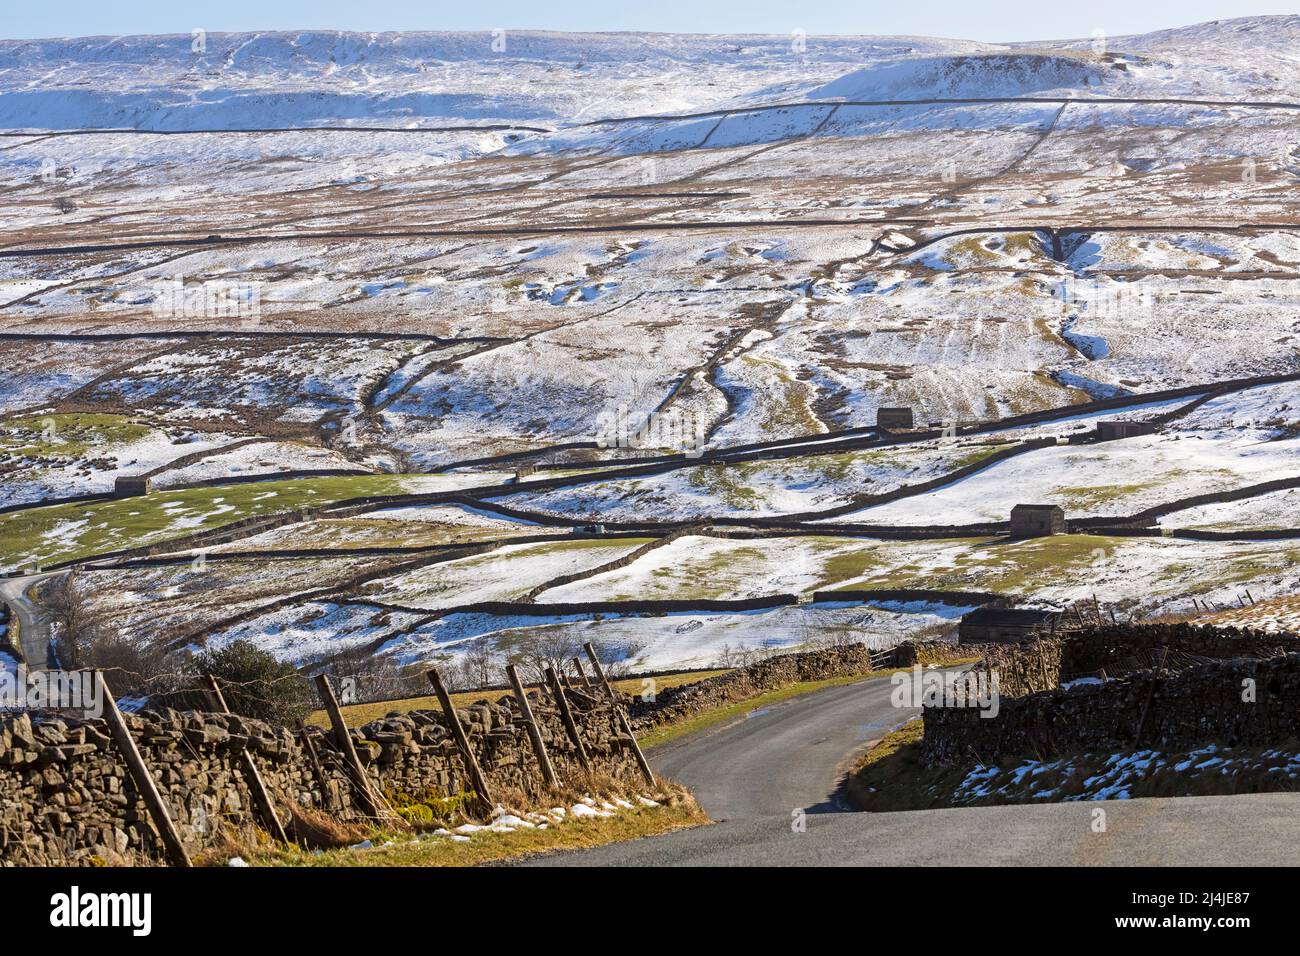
647 674 913 819
528 675 1300 866
0 573 60 668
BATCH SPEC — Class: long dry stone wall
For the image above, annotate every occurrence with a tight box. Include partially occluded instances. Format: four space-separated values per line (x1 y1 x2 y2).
924 624 1300 766
0 690 642 865
628 644 879 731
925 653 1300 766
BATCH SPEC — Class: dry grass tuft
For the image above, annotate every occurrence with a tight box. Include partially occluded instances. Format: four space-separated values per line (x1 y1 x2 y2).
285 807 374 850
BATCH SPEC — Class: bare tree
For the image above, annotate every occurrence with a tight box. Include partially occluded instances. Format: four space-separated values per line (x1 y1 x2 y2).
508 628 583 685
39 572 104 668
714 641 764 669
457 642 500 691
590 639 646 679
77 630 176 701
319 655 426 704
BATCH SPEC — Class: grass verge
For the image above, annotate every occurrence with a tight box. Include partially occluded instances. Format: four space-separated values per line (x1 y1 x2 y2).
248 802 706 867
845 719 937 811
205 783 706 867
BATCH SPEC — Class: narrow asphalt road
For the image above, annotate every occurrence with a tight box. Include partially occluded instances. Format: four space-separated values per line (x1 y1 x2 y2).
0 573 59 668
648 674 913 819
527 675 1300 866
532 790 1300 866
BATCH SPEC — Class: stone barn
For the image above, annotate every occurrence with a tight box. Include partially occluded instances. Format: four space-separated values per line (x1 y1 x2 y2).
958 607 1064 644
876 407 914 430
113 476 153 498
1096 420 1158 441
1009 504 1065 537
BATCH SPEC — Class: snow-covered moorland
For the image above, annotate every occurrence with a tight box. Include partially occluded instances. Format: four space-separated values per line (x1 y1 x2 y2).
1 17 1298 677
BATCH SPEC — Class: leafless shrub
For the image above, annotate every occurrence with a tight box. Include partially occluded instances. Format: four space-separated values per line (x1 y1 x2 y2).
711 641 786 669
74 630 177 700
590 639 645 679
505 628 584 685
39 572 105 668
453 642 502 691
317 654 428 704
503 629 645 685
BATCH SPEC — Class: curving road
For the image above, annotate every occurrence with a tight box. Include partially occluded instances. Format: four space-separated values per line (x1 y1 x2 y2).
644 674 913 820
527 675 1300 866
0 572 60 668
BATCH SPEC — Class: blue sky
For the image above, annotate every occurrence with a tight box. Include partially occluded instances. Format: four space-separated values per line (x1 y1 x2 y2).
6 0 1293 42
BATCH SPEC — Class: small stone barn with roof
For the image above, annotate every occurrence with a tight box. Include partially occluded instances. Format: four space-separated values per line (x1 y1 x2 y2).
1009 504 1065 537
113 477 153 498
876 407 914 430
958 607 1065 644
1096 420 1158 442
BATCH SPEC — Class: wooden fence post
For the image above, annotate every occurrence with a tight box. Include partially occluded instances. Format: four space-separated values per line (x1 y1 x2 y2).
571 656 593 690
582 643 656 787
97 673 192 867
206 675 290 844
314 674 382 819
295 719 336 810
426 669 495 814
545 667 590 770
582 642 617 698
1132 646 1171 746
506 664 557 790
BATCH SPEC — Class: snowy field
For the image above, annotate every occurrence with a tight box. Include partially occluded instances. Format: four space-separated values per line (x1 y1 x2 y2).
1 17 1299 675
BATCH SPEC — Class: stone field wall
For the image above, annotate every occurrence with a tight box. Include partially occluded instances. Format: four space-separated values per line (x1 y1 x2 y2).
924 624 1300 766
0 688 642 865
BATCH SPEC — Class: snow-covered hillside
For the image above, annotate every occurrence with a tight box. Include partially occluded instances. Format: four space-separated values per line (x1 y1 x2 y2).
0 31 974 131
1 17 1298 132
2 17 1299 677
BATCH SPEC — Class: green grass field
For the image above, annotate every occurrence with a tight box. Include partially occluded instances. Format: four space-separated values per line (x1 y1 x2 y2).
0 474 419 569
0 413 155 460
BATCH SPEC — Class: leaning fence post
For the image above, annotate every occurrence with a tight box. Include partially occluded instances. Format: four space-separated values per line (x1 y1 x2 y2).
545 667 591 770
1132 646 1171 747
571 656 593 690
583 643 656 787
582 642 617 698
295 719 336 810
314 674 382 819
506 664 557 790
427 668 495 814
206 674 289 844
97 673 192 867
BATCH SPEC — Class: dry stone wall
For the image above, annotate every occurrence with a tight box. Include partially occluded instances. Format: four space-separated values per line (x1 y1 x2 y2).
628 644 877 731
1059 623 1300 677
0 690 641 865
923 624 1300 766
925 654 1300 766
